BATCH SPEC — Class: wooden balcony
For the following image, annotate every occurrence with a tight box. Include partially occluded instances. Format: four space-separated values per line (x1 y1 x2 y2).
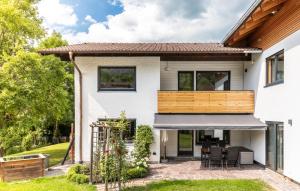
158 91 254 114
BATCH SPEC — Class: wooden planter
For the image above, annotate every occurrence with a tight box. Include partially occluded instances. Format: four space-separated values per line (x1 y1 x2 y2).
0 154 45 182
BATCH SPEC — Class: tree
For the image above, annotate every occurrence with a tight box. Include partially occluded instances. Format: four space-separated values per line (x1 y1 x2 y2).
37 32 68 50
0 0 44 62
0 51 70 154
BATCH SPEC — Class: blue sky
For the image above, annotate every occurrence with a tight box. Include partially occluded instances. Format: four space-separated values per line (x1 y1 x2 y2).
37 0 255 44
60 0 123 32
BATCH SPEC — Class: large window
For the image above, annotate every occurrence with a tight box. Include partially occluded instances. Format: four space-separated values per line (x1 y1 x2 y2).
196 71 230 91
99 119 136 143
266 50 284 86
98 66 136 91
178 71 194 91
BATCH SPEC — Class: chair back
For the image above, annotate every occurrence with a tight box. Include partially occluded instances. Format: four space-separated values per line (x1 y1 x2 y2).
226 147 239 161
209 147 223 160
218 140 226 148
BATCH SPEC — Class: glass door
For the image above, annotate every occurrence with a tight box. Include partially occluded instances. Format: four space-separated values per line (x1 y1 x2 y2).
266 122 284 173
178 71 194 91
196 71 230 91
178 130 193 156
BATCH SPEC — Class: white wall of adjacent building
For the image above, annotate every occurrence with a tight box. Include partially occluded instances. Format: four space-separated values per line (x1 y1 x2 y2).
244 30 300 182
74 56 161 162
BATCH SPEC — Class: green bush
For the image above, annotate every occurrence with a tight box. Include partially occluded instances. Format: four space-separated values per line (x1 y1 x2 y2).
127 167 148 179
133 125 153 161
67 164 90 184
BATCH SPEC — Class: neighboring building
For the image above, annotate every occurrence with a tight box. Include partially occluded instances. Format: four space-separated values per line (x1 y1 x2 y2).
40 0 300 183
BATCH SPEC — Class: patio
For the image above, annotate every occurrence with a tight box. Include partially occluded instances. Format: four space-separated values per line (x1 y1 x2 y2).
120 161 300 191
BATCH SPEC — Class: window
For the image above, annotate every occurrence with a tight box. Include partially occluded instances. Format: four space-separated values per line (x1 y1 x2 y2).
266 50 284 86
178 71 194 91
98 119 136 143
196 71 230 91
195 130 230 145
98 67 136 91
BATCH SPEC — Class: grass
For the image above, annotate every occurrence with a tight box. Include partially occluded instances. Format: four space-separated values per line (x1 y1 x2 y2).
0 176 96 191
9 142 69 167
123 179 274 191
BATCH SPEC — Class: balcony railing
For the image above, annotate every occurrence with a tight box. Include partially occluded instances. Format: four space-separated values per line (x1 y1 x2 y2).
157 91 254 114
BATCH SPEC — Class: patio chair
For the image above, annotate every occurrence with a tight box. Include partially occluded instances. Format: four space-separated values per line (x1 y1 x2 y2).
224 147 240 169
208 147 223 169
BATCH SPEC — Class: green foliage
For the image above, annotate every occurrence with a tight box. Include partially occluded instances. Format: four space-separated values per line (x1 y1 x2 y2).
37 32 68 50
67 164 90 184
126 167 148 179
0 0 44 62
133 125 154 161
0 51 70 154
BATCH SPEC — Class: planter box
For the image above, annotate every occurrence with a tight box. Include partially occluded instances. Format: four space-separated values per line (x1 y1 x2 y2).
0 154 45 182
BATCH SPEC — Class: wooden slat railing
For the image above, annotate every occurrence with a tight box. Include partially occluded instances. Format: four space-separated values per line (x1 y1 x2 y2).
158 91 254 113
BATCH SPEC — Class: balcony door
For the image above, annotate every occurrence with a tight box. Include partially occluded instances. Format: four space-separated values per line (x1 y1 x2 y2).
196 71 230 91
178 130 194 156
178 71 194 91
266 122 284 173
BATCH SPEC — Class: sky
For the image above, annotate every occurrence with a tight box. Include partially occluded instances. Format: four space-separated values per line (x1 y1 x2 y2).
37 0 255 44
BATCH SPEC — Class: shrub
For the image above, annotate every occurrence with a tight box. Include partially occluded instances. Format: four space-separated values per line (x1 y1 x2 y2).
133 125 153 161
67 164 90 184
126 167 148 179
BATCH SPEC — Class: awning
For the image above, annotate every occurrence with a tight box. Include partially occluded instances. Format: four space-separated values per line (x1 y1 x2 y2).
154 114 266 130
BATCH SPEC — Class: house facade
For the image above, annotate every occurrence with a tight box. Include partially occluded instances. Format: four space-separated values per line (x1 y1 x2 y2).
40 0 300 183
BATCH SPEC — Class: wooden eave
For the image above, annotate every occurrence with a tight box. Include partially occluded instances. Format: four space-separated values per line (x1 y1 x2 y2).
225 0 288 46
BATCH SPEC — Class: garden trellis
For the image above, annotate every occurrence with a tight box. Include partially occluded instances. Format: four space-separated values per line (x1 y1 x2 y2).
90 116 129 191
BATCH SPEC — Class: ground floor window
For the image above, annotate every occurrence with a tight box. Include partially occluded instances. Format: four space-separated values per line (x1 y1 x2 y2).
195 130 230 145
266 122 284 173
98 119 136 143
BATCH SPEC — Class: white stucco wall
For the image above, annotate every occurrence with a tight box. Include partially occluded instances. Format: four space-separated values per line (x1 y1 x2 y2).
244 30 300 182
74 56 161 162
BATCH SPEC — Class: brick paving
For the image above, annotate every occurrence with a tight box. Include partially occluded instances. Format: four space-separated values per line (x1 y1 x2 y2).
97 160 300 191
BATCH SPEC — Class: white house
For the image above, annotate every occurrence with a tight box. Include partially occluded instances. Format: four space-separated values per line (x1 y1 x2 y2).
40 0 300 184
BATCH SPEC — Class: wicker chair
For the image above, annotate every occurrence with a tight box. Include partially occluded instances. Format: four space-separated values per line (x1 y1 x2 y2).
208 147 223 169
224 147 240 169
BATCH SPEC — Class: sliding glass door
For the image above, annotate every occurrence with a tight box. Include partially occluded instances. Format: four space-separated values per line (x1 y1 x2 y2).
178 71 194 91
196 71 230 91
178 130 193 156
266 122 284 173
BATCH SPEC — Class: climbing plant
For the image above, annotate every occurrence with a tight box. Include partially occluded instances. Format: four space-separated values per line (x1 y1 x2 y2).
133 125 154 162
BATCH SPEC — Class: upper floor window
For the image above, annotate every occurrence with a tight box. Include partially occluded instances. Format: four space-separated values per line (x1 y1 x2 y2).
266 50 284 86
98 66 136 91
196 71 230 91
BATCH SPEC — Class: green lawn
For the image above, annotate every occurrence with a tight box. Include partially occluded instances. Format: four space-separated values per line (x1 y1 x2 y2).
10 143 69 167
0 176 96 191
123 180 273 191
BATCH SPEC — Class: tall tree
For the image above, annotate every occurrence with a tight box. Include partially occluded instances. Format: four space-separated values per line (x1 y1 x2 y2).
0 0 44 62
37 31 68 50
0 51 70 154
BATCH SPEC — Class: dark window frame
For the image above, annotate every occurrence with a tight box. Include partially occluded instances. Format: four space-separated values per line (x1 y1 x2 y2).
178 71 195 91
98 66 136 91
196 71 231 91
98 118 136 143
265 50 284 87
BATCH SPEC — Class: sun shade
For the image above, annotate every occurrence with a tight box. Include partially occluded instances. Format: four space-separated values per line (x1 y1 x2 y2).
154 114 266 130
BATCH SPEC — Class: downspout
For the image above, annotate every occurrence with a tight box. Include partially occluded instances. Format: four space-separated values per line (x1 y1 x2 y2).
69 52 83 163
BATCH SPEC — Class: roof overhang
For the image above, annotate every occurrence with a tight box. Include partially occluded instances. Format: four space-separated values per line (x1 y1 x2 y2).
154 114 267 130
223 0 288 46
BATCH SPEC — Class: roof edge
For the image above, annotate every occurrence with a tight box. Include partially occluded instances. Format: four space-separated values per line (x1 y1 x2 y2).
222 0 262 44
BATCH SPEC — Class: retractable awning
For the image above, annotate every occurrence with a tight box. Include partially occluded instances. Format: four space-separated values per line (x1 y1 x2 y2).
154 114 266 130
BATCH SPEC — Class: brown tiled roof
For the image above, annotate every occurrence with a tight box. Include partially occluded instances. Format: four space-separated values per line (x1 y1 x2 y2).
39 43 261 55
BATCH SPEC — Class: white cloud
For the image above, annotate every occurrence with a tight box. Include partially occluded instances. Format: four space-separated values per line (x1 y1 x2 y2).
38 0 78 30
84 15 97 24
62 0 255 43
